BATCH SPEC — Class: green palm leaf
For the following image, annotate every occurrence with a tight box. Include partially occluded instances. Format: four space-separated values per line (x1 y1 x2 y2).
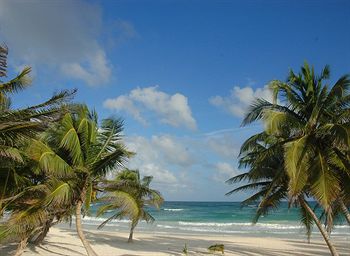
284 136 310 198
309 150 340 209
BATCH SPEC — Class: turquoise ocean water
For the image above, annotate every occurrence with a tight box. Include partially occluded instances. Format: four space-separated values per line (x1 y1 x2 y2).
79 201 350 238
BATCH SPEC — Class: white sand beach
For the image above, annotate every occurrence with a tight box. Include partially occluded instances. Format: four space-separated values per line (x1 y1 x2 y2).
2 227 349 256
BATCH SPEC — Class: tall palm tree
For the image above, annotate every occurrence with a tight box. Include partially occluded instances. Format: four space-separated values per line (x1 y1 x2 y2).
228 63 350 256
26 105 132 256
97 169 164 243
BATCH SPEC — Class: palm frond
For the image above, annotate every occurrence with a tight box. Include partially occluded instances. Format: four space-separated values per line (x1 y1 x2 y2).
309 150 340 210
0 67 32 94
45 180 73 208
284 136 310 199
27 139 73 177
225 181 271 196
252 186 286 224
0 146 23 162
59 115 83 165
300 200 314 242
225 172 250 184
97 211 126 230
142 210 155 223
91 144 131 176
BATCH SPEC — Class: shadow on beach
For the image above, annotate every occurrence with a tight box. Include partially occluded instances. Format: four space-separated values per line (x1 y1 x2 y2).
2 227 348 256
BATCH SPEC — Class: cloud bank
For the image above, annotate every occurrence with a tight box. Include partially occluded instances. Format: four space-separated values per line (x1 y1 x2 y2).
0 0 135 86
210 85 273 117
104 86 197 130
123 130 241 199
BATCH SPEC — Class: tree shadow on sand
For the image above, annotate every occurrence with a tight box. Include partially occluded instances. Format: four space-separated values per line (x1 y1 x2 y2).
3 228 348 256
34 228 350 256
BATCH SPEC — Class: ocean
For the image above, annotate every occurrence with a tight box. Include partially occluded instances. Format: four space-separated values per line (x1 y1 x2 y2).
78 201 350 238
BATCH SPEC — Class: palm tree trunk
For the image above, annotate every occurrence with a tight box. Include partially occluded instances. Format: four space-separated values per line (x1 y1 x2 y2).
13 237 28 256
76 199 98 256
32 216 54 245
0 169 10 216
339 200 350 225
299 198 339 256
128 227 134 243
128 224 135 243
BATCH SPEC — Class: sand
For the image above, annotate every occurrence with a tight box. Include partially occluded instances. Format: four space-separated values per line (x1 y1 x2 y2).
1 227 350 256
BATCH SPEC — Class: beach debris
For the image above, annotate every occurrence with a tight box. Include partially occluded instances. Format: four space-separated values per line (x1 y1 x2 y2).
208 244 224 254
182 243 188 255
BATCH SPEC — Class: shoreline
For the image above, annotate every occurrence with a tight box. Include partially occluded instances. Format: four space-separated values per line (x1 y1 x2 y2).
2 227 349 256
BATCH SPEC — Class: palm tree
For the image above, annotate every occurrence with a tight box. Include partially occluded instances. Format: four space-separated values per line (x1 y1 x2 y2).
97 169 164 243
0 45 75 255
0 44 75 212
0 45 74 165
228 63 350 256
0 178 73 255
243 63 350 211
226 132 288 223
26 105 132 256
226 132 337 251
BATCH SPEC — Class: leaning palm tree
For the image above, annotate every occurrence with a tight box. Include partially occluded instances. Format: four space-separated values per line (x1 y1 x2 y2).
26 105 132 256
0 45 75 255
228 63 350 256
227 132 336 249
97 169 163 242
0 44 75 212
0 178 74 255
243 63 350 212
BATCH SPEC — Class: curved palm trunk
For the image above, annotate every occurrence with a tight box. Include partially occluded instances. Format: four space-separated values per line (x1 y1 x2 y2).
13 237 28 256
299 198 339 256
32 216 54 245
76 199 98 256
339 200 350 225
128 221 137 243
0 169 10 216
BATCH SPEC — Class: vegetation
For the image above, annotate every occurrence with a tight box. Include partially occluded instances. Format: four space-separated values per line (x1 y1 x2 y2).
0 45 74 210
208 244 224 254
0 46 145 256
25 106 131 255
227 63 350 256
182 243 188 255
0 45 76 255
97 169 164 242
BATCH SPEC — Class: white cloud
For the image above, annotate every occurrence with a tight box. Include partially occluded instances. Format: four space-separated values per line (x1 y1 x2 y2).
104 95 146 125
125 136 188 193
0 0 135 86
126 135 195 170
61 50 112 86
142 163 178 184
209 85 273 117
213 162 237 182
125 132 240 184
121 132 242 200
152 135 195 167
104 86 197 130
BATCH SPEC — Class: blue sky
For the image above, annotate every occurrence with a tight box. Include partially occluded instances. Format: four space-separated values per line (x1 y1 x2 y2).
1 0 350 201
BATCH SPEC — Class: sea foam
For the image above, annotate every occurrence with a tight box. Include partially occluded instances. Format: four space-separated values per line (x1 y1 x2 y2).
163 208 184 212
